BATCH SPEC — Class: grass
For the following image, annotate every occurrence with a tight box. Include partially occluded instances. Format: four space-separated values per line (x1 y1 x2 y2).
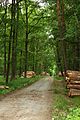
52 76 80 120
0 75 42 95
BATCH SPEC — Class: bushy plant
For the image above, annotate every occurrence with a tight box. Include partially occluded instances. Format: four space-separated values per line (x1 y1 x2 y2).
66 108 80 120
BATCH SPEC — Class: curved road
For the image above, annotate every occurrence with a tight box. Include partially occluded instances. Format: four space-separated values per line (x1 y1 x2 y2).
0 77 53 120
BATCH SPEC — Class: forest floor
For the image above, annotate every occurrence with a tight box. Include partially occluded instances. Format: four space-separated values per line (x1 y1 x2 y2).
52 77 80 120
0 76 53 120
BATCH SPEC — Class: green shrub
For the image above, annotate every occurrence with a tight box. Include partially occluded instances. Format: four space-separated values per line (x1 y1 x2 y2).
66 108 80 120
0 75 42 94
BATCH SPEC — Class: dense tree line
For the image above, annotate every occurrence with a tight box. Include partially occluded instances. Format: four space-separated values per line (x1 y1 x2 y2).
0 0 55 83
46 0 80 74
0 0 80 83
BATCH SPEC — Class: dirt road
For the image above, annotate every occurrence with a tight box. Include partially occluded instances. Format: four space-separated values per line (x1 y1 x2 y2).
0 77 53 120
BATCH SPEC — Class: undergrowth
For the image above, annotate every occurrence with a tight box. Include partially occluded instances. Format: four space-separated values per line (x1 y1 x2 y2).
52 76 80 120
0 75 42 95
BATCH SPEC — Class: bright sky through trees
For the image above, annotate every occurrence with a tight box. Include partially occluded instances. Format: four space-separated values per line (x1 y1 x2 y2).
33 0 47 7
0 0 47 7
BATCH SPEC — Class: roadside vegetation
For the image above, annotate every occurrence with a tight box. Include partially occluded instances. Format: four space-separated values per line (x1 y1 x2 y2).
0 75 42 95
52 76 80 120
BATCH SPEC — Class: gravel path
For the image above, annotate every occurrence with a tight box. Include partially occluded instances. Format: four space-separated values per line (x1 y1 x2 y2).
0 77 53 120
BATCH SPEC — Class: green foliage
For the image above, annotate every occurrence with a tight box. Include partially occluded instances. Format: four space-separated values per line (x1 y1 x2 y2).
66 108 80 120
0 0 56 76
0 0 80 81
0 75 42 94
52 78 80 120
54 76 64 81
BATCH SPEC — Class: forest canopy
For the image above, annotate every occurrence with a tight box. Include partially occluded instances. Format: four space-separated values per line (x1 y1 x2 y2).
0 0 80 83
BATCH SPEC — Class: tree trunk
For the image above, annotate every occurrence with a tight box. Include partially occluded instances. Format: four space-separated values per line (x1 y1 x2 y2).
19 50 22 77
56 0 64 74
56 42 64 76
15 0 19 76
56 0 67 76
25 0 28 77
4 4 7 77
61 0 67 74
11 0 16 80
6 0 15 84
32 38 35 71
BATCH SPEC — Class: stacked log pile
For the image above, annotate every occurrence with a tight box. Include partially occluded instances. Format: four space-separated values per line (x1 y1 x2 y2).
22 71 36 78
66 70 80 97
41 72 49 76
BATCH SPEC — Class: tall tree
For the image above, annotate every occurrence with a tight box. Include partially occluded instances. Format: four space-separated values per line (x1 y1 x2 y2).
24 0 28 77
11 0 16 80
4 1 7 77
15 0 19 75
56 0 67 75
6 0 15 83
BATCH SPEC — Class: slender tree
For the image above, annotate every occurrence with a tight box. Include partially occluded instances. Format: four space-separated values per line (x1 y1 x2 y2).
11 0 16 80
61 0 67 74
24 0 28 77
15 0 19 75
56 0 67 76
4 1 7 77
19 49 22 76
6 0 15 83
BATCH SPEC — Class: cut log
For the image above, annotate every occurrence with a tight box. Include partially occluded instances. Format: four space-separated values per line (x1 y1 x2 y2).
67 84 80 89
70 77 80 81
69 80 80 84
22 71 36 78
41 72 49 76
66 70 80 80
0 85 9 89
0 86 5 89
66 77 80 83
58 71 65 77
68 89 80 97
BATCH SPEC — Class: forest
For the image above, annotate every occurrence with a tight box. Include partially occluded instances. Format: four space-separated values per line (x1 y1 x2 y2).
0 0 80 120
0 0 80 83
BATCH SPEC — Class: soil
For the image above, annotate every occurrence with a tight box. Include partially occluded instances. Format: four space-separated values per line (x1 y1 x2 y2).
0 76 53 120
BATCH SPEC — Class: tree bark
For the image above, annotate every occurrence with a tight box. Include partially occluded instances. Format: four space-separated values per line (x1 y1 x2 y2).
56 42 64 76
19 50 22 77
15 0 19 76
11 0 16 80
6 0 15 83
4 3 7 77
56 0 67 76
25 0 28 77
61 0 67 74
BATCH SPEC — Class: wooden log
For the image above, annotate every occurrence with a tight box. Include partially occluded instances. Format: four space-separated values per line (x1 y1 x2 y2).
77 76 80 80
70 76 80 81
66 76 80 84
68 89 80 97
67 70 80 80
22 71 36 78
66 77 70 84
0 86 5 89
0 85 9 90
67 84 80 89
69 80 80 84
66 70 80 75
41 72 49 76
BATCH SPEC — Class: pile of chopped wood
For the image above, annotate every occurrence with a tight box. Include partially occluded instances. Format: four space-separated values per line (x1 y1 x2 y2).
41 72 49 76
66 70 80 97
22 71 36 78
